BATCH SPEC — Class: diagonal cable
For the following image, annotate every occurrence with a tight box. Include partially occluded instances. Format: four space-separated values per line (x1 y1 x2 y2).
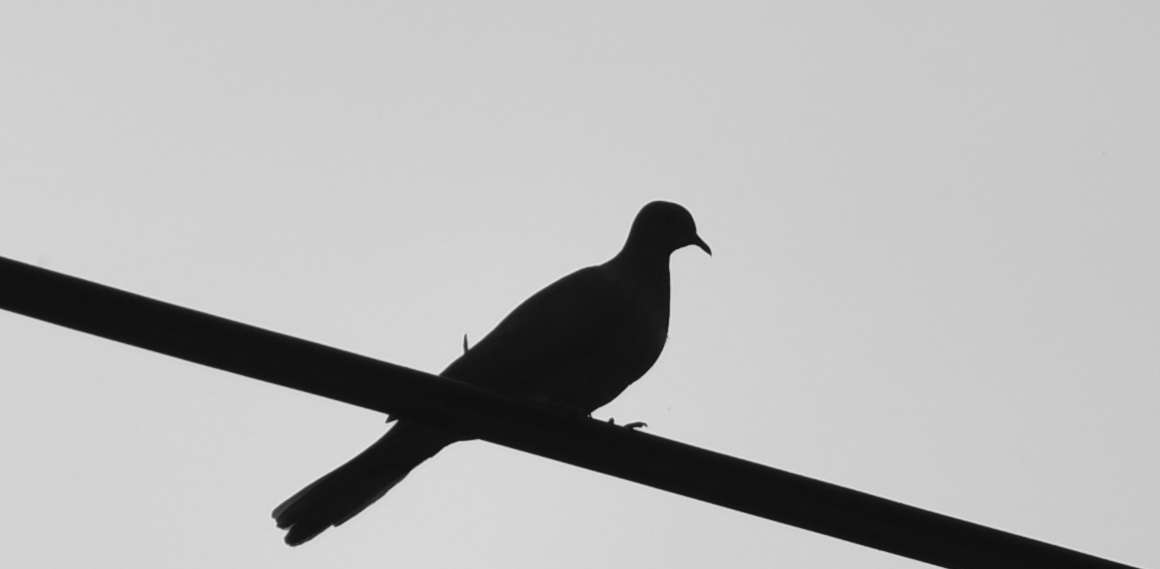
0 255 1137 569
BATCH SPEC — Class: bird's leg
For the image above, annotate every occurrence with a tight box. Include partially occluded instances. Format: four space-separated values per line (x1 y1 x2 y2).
605 417 648 430
541 401 588 421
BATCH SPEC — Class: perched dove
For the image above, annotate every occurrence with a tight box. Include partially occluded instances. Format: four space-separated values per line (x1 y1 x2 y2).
273 201 710 545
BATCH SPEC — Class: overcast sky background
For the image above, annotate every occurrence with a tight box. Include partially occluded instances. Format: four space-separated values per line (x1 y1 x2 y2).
1 3 1157 568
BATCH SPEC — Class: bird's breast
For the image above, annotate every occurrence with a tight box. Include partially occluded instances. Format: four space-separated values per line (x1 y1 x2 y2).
538 285 670 413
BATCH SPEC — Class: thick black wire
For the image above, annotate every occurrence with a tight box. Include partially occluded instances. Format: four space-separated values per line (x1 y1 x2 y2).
0 255 1137 569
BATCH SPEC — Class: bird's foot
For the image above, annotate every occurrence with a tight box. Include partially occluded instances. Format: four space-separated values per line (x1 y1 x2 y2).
606 417 648 430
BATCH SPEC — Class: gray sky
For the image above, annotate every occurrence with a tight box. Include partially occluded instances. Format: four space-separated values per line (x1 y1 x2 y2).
1 3 1157 568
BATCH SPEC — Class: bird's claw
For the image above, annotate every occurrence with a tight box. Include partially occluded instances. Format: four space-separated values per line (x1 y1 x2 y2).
606 417 648 430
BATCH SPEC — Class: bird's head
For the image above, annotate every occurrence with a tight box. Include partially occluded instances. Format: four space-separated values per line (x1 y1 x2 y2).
625 201 711 257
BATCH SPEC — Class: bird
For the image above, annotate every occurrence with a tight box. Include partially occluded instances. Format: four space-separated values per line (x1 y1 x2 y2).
272 201 710 546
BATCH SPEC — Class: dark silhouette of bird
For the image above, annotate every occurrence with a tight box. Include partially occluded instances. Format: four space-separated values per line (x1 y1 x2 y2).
273 201 710 546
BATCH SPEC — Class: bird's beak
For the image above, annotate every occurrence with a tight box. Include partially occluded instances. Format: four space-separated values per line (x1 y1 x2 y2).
691 234 712 256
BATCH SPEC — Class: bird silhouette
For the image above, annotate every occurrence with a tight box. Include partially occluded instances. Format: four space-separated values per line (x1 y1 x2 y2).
273 201 710 546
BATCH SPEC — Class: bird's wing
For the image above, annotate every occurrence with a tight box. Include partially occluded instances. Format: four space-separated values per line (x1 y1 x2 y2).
441 265 633 395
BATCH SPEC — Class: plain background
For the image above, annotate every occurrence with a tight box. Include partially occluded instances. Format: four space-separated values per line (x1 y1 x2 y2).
1 3 1157 568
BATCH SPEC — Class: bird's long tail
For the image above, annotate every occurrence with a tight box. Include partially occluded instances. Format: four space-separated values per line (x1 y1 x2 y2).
273 421 460 546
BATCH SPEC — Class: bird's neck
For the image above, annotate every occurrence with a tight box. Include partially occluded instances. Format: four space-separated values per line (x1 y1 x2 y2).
607 246 672 288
